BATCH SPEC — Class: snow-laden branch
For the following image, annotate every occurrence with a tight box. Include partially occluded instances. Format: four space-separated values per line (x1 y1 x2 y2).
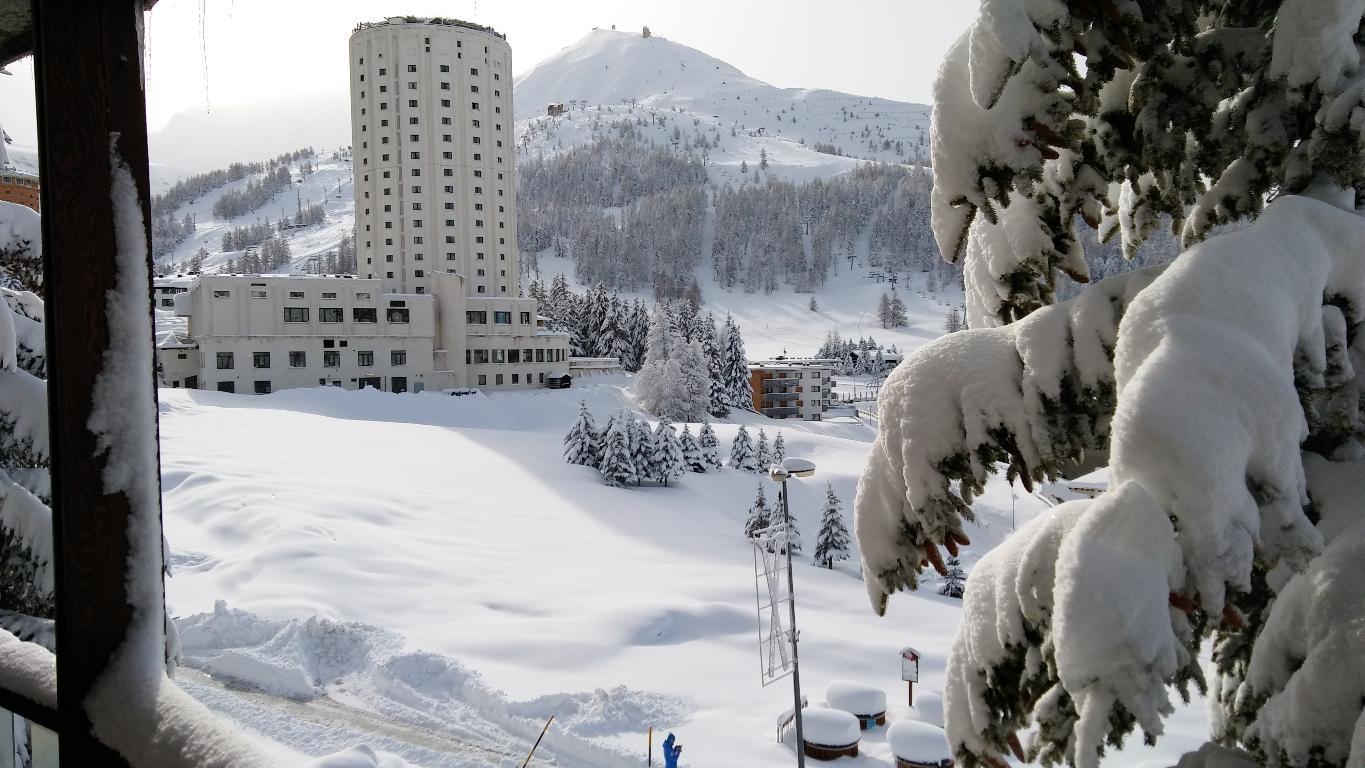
883 194 1365 768
855 264 1164 610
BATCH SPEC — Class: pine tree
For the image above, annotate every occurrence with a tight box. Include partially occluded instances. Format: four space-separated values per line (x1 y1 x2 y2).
754 428 772 472
720 314 751 411
743 484 770 539
740 160 748 174
598 413 637 487
938 556 965 599
775 485 801 555
634 303 677 417
944 307 962 333
729 424 757 472
702 313 728 417
679 424 706 473
563 400 601 468
812 483 851 569
759 147 768 171
878 292 892 328
699 420 723 470
629 417 654 485
773 432 786 463
809 296 819 312
652 419 685 486
888 291 908 328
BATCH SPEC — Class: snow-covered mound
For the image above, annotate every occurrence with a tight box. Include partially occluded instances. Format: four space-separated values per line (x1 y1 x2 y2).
514 29 930 184
825 680 887 716
887 719 951 763
800 707 860 747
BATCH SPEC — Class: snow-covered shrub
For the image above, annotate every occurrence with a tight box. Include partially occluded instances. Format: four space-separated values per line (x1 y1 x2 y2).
857 3 1365 768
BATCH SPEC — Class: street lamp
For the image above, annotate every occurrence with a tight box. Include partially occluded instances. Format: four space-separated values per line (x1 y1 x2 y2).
769 457 816 767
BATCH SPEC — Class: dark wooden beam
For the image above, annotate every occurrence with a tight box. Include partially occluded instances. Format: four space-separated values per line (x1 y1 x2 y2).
0 686 58 733
32 0 160 764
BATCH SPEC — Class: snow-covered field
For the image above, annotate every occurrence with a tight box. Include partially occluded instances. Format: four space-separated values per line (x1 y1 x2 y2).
158 376 1212 767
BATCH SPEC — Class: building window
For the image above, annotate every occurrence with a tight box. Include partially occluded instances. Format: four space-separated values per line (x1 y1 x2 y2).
519 311 531 325
473 349 489 364
407 64 416 72
477 286 486 294
324 351 340 367
391 350 407 366
535 349 544 363
495 373 503 385
288 290 305 299
283 307 309 323
353 308 378 323
493 311 511 324
477 374 487 386
492 349 505 364
508 349 520 363
320 308 343 322
250 290 268 299
289 351 306 367
217 381 235 393
440 64 449 72
387 307 410 323
252 352 271 369
212 290 229 299
216 352 234 370
523 348 533 361
466 311 487 324
512 373 519 384
357 351 375 367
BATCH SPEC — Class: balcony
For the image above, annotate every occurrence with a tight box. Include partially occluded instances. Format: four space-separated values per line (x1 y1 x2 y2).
766 376 800 386
763 406 801 418
763 391 799 402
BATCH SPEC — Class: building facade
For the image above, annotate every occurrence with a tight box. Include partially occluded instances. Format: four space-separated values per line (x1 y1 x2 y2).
159 273 570 394
748 358 838 420
349 17 516 298
0 168 39 212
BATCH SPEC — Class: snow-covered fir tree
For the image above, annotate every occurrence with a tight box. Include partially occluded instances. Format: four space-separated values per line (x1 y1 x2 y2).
679 424 706 473
809 296 818 312
812 483 850 569
938 556 965 599
774 486 801 555
652 419 685 487
754 428 772 472
773 431 786 463
699 420 723 470
943 307 962 333
855 4 1365 768
719 314 751 411
628 417 654 486
729 424 758 472
702 313 729 417
743 484 770 539
562 400 601 468
598 412 637 488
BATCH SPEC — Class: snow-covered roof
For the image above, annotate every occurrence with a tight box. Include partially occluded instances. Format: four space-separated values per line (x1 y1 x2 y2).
1066 467 1110 494
353 16 505 40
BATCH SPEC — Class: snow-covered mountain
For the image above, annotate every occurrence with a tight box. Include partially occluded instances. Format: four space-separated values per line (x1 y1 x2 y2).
514 29 931 184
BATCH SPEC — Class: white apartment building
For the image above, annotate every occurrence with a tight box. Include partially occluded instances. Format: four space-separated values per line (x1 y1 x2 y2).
159 273 570 394
349 17 516 298
748 358 838 420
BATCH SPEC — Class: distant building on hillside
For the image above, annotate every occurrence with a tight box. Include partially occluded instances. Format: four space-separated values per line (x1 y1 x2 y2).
0 169 39 213
748 358 838 420
155 273 570 394
546 103 566 117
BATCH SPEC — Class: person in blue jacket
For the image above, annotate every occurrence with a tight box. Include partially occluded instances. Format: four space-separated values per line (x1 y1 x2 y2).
662 732 682 768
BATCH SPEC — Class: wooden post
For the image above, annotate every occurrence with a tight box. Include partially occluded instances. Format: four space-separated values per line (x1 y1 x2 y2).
907 680 914 707
521 714 554 768
648 725 653 766
32 1 158 765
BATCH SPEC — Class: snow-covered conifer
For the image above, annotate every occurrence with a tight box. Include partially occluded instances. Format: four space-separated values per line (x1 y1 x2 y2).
755 428 772 472
628 417 654 485
679 424 706 473
775 485 801 555
699 420 723 469
562 400 601 468
773 431 786 463
856 4 1365 766
812 483 850 569
702 313 728 417
938 556 965 599
719 314 750 411
729 424 757 471
743 484 770 539
652 419 685 487
598 413 637 488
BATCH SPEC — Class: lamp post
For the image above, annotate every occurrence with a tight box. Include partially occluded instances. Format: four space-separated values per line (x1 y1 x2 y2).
770 457 816 767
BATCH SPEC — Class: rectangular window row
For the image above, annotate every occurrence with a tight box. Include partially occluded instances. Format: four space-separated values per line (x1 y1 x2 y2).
465 348 565 364
215 349 407 370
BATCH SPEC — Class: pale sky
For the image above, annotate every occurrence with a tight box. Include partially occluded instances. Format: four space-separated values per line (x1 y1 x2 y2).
0 0 975 149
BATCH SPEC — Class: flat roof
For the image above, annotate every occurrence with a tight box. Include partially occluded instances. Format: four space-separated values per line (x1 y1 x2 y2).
353 16 506 41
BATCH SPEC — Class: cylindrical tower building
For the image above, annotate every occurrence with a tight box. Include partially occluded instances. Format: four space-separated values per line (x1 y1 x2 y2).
349 17 516 298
